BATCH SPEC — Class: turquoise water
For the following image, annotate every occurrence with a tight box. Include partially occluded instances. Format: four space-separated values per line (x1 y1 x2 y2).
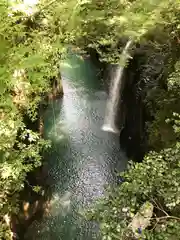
25 53 127 240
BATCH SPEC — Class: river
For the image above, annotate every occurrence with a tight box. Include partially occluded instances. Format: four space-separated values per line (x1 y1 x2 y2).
25 52 127 240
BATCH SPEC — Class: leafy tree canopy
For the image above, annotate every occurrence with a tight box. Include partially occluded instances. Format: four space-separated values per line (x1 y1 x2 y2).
0 0 180 239
43 0 180 62
0 0 63 238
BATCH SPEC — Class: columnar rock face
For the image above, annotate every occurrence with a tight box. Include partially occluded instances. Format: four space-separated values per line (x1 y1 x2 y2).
119 54 146 161
118 44 166 161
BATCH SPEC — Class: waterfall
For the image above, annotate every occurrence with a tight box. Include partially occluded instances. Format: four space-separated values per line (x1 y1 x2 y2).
102 40 133 134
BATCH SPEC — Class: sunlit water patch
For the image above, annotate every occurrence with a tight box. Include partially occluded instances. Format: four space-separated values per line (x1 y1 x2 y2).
25 54 127 240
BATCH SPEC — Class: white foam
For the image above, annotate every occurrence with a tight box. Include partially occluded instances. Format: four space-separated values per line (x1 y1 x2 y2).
101 124 120 134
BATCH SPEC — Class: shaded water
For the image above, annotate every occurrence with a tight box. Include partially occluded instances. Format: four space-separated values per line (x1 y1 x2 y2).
25 53 127 240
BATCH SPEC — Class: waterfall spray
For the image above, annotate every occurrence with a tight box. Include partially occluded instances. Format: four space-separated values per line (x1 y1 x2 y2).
102 40 133 134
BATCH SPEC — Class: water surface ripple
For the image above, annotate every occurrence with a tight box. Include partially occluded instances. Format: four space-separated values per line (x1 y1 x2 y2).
25 56 127 240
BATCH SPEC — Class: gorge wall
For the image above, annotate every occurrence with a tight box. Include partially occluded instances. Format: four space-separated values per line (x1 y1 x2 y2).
89 43 166 162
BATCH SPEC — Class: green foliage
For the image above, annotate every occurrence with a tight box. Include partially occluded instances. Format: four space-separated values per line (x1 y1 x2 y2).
86 142 180 240
45 0 180 63
32 185 42 193
0 0 180 239
146 60 180 150
0 0 62 238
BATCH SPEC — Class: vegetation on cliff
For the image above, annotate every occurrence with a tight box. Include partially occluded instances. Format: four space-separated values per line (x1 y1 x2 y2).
0 1 63 238
1 0 180 239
